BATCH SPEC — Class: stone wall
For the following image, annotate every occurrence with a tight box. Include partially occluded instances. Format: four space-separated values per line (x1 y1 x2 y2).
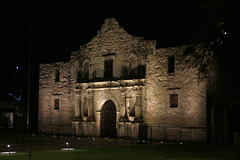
38 61 76 132
145 46 206 141
38 18 206 141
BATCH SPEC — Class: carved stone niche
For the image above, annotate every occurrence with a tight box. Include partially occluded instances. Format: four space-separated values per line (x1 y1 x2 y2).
80 90 95 122
126 87 142 122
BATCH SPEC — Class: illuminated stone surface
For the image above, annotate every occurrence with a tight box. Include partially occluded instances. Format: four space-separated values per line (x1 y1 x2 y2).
38 18 206 141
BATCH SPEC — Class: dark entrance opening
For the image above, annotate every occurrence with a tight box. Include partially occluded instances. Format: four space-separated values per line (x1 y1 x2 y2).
101 100 116 138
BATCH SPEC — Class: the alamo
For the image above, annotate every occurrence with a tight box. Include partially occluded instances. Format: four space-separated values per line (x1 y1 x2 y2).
38 18 206 142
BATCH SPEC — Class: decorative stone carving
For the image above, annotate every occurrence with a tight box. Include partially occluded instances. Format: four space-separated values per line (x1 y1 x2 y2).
126 88 142 122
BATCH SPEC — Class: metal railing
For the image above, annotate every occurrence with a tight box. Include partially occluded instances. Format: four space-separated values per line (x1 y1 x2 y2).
148 126 207 143
38 124 73 135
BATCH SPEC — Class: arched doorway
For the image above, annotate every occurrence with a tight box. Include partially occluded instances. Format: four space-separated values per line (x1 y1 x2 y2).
101 100 116 138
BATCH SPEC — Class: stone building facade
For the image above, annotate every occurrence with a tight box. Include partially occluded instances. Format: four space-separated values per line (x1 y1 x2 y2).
38 18 206 141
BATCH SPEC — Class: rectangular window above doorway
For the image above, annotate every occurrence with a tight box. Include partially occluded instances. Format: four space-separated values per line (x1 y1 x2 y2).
170 94 178 108
104 59 113 78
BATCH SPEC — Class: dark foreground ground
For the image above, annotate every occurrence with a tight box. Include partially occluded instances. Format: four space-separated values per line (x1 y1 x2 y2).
0 131 240 160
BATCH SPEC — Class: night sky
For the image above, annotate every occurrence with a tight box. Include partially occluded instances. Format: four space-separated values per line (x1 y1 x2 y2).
0 0 239 101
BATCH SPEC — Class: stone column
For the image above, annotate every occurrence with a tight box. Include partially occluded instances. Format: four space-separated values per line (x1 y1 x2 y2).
74 94 82 121
87 95 95 122
119 93 128 122
134 94 142 122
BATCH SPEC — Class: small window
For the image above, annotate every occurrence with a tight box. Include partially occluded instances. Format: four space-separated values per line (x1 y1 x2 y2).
170 94 178 108
54 99 60 110
55 69 60 82
104 59 113 78
168 56 175 74
138 64 146 78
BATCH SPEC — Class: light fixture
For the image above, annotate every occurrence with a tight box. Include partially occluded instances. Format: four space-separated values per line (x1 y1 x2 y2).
7 145 10 155
66 142 69 151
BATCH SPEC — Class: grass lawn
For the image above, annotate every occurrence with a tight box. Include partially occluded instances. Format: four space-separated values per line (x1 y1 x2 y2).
0 132 239 160
0 143 238 160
